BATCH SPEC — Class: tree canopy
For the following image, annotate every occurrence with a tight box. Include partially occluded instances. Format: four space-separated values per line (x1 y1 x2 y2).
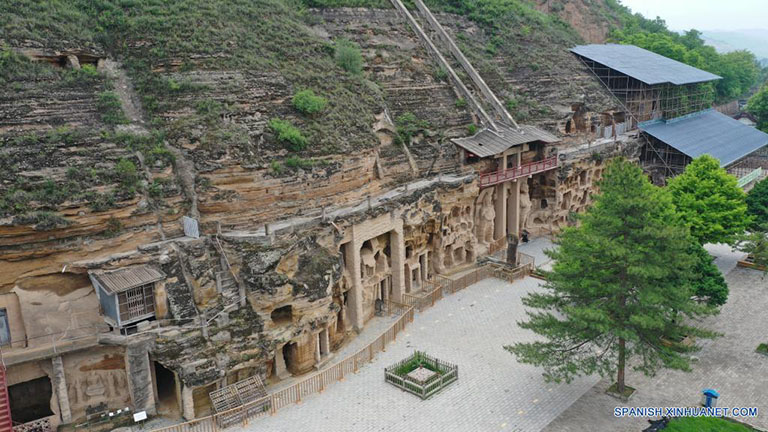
689 243 728 306
506 158 717 394
736 229 768 271
668 155 750 245
607 7 761 103
746 178 768 229
747 84 768 133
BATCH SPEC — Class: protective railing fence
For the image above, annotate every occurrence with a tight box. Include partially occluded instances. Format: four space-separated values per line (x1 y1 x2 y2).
149 302 415 432
478 155 559 188
149 259 535 432
487 236 508 256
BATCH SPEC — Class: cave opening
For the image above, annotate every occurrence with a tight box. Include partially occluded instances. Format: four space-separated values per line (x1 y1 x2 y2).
8 377 53 424
271 305 293 325
154 362 179 415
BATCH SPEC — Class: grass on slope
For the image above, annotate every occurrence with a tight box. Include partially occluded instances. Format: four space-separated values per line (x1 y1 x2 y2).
666 417 756 432
0 0 384 156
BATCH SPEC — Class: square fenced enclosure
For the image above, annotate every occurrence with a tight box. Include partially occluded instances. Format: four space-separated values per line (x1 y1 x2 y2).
384 351 458 399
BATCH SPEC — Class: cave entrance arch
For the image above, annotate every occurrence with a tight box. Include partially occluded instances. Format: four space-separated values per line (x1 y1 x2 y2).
153 362 180 416
283 342 299 375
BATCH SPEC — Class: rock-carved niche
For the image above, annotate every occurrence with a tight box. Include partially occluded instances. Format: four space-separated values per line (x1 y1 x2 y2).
65 351 131 420
403 222 435 294
521 162 605 235
359 233 392 321
433 204 476 274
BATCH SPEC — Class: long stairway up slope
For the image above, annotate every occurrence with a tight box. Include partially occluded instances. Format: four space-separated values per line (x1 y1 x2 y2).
389 0 560 152
388 0 497 131
411 0 519 129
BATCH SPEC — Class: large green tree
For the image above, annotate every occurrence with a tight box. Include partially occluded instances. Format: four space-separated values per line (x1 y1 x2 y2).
746 178 768 228
748 84 768 132
505 158 717 394
668 155 750 245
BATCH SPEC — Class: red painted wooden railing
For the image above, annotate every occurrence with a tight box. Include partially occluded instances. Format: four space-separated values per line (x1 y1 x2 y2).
0 361 13 432
478 155 559 188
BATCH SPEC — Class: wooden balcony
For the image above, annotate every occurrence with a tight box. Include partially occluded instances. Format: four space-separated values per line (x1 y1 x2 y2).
478 155 558 188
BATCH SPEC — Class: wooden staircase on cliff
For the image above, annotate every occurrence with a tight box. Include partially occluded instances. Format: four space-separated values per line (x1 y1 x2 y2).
216 269 240 306
205 236 246 324
0 361 14 432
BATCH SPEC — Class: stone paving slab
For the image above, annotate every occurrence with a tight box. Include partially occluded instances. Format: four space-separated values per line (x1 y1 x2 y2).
518 237 555 271
239 277 599 432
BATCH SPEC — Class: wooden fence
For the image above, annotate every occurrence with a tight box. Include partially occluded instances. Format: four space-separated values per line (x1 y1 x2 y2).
149 303 414 432
384 351 459 399
149 258 534 432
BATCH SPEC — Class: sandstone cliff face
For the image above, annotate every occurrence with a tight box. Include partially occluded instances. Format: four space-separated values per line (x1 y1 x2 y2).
0 0 638 423
532 0 621 44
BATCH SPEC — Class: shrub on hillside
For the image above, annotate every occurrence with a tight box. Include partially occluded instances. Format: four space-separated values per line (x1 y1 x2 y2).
292 90 327 115
269 118 308 151
97 91 129 125
334 39 363 75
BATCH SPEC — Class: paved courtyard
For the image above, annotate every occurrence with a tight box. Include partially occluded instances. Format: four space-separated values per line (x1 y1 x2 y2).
543 244 768 432
243 276 599 432
229 242 767 432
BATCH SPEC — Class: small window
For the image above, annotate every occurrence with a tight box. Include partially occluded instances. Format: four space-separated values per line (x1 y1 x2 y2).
117 283 155 324
0 309 10 346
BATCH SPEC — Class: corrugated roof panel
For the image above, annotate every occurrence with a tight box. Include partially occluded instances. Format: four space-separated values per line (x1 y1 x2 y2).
90 265 166 294
640 109 768 167
571 44 721 86
452 125 559 158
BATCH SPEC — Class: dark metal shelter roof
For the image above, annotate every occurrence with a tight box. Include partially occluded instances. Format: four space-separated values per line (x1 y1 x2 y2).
451 125 559 158
640 109 768 167
90 265 166 295
571 44 721 86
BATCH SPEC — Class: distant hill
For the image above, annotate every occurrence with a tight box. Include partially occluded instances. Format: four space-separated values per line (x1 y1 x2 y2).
701 29 768 61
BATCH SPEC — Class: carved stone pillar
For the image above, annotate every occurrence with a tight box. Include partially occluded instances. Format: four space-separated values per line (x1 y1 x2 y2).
508 180 520 238
390 229 405 302
125 341 157 416
51 356 72 423
345 242 364 331
181 385 195 420
494 183 507 240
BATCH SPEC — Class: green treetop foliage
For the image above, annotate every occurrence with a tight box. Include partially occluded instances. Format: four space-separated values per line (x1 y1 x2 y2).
505 158 717 394
607 5 761 103
746 178 768 229
668 155 750 245
689 243 728 306
747 84 768 132
736 229 768 272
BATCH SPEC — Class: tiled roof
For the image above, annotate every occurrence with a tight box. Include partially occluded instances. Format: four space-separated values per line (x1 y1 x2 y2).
451 125 559 158
90 265 166 294
571 44 721 86
640 109 768 167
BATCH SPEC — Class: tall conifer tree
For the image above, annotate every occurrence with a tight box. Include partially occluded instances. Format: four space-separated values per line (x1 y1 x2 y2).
506 158 717 394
